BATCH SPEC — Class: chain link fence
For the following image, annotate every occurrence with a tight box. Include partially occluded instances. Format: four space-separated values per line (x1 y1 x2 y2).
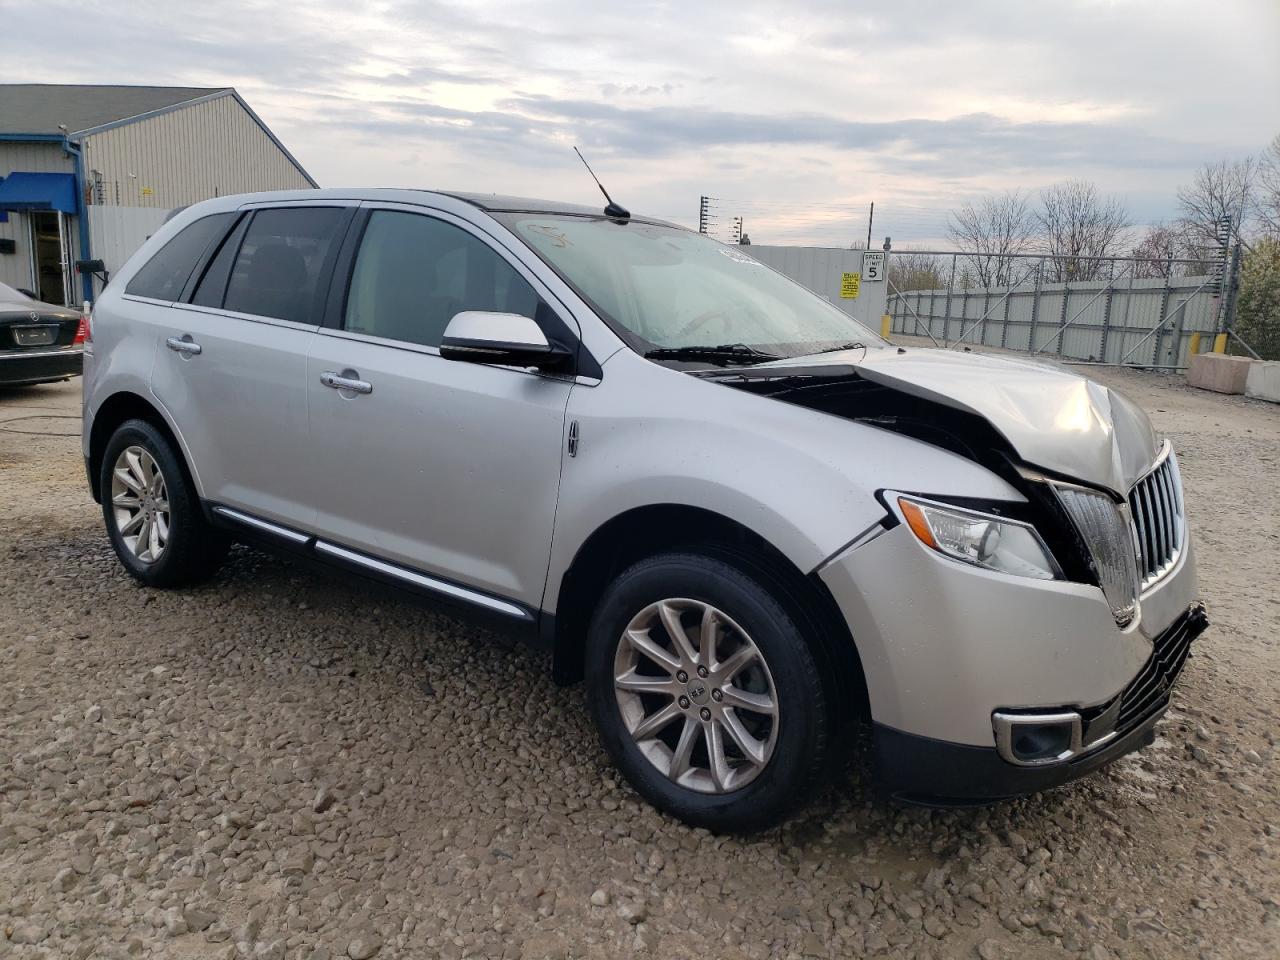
886 250 1239 369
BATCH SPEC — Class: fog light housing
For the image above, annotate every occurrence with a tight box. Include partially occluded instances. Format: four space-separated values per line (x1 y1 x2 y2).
993 710 1083 766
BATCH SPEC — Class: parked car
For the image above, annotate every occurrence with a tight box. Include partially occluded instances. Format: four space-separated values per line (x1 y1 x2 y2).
81 190 1205 831
0 280 85 386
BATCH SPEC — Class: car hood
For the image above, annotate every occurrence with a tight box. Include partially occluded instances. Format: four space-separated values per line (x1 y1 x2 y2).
756 347 1159 495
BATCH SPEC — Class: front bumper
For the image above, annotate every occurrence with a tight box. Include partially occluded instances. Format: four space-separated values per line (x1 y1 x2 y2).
0 347 83 385
874 602 1208 803
820 519 1201 747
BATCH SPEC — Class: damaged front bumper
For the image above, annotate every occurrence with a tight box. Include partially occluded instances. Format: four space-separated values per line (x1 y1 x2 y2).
819 511 1204 803
874 602 1207 804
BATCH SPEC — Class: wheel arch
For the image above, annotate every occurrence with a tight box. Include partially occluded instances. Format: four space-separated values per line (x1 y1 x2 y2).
88 391 197 503
548 503 869 724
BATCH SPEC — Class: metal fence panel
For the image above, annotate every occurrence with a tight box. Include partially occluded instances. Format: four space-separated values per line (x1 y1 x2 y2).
887 251 1225 369
746 245 889 329
86 205 172 277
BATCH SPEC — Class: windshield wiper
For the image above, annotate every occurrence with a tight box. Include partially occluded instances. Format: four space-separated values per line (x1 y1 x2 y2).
810 341 867 355
643 343 781 366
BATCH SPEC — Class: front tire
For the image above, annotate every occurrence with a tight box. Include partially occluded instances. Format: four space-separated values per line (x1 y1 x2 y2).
586 552 830 832
100 419 228 587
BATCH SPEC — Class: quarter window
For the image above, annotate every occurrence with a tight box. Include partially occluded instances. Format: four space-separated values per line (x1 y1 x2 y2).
344 211 539 347
222 207 346 324
189 214 249 308
124 213 235 301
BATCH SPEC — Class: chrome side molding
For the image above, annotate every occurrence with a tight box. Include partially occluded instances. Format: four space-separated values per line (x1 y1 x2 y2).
212 506 312 545
211 504 533 622
313 540 532 620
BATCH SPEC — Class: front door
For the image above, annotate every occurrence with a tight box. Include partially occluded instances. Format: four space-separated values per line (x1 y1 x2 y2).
29 210 70 305
306 205 574 608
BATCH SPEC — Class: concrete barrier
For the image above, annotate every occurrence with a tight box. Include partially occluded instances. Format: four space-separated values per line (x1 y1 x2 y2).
1245 360 1280 404
1186 353 1252 394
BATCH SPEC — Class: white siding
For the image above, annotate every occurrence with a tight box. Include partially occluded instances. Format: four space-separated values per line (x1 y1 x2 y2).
0 141 79 295
81 93 312 209
86 205 172 279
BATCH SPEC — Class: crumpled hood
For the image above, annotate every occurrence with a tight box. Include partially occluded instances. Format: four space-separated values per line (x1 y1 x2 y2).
760 347 1159 495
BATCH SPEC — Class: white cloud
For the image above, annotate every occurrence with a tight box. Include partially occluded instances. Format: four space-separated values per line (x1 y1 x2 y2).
4 0 1276 245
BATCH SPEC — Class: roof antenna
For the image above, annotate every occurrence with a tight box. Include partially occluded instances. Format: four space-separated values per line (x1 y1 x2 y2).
574 146 630 221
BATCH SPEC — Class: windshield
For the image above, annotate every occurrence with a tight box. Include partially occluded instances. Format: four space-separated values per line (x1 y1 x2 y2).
498 214 884 365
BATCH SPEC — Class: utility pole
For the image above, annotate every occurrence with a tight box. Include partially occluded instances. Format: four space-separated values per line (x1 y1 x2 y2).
699 196 710 234
865 201 874 250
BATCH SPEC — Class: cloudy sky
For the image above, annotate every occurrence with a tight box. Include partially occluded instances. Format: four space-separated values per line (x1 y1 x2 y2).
7 0 1278 246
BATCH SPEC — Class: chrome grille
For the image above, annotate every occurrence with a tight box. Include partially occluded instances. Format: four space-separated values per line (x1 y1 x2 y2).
1128 445 1184 587
1054 484 1140 626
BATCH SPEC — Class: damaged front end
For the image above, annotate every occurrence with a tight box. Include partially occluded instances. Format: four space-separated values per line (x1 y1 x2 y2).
700 346 1177 630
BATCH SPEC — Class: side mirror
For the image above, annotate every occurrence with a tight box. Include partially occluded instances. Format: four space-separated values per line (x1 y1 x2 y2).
440 311 571 369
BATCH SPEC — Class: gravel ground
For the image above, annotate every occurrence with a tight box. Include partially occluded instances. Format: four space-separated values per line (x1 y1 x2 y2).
1 371 1277 960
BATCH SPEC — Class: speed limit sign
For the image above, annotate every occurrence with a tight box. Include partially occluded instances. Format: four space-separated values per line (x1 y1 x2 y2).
862 251 885 281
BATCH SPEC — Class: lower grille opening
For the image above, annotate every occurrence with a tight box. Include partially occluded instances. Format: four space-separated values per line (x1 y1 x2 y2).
1081 603 1209 743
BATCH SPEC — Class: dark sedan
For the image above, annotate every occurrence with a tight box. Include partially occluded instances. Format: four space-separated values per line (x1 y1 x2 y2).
0 281 85 387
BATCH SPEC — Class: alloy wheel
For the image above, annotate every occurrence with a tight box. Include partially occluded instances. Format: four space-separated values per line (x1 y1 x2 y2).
613 598 779 793
110 445 170 563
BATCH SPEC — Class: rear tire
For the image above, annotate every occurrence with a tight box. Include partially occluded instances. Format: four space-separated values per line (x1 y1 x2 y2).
100 419 228 587
586 551 829 833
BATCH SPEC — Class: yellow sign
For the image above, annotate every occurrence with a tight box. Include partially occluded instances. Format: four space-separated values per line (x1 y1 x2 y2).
141 187 154 197
840 272 861 299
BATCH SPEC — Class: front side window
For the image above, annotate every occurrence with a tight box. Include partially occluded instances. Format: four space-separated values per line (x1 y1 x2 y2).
222 207 345 323
125 213 235 301
499 215 884 364
344 211 538 348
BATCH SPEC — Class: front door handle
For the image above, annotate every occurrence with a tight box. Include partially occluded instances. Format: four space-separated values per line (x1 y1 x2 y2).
166 335 202 356
319 370 373 395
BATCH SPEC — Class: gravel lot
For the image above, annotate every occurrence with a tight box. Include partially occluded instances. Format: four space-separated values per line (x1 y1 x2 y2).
1 370 1277 960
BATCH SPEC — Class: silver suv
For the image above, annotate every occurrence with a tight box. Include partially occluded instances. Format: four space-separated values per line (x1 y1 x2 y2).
82 189 1205 831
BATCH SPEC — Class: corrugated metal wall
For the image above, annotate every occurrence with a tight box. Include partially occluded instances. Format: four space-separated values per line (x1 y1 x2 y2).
85 206 171 286
81 94 312 209
0 142 78 294
745 245 889 328
889 275 1221 368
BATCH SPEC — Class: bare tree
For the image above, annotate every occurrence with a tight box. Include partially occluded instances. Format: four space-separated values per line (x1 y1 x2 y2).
888 250 947 292
1176 156 1258 252
946 190 1036 286
1035 180 1131 280
1258 133 1280 240
1130 223 1186 278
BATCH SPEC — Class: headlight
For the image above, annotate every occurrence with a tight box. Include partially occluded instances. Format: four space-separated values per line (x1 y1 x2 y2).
1052 484 1140 627
897 496 1062 581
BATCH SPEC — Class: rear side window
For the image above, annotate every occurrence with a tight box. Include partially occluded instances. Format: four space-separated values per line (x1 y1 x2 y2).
222 207 345 324
344 210 538 348
124 213 235 301
189 215 249 308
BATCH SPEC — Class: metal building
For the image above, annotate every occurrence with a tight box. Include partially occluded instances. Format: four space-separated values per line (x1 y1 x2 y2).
0 84 316 306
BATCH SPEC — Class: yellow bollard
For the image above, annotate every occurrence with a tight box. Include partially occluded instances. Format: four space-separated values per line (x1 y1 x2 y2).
881 315 892 338
1213 332 1228 354
1188 333 1201 356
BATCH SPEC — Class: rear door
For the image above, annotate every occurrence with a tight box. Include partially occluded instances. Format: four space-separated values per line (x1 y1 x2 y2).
304 204 576 608
148 202 355 530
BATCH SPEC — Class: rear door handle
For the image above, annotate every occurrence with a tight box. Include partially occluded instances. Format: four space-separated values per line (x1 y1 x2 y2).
319 370 373 395
166 335 202 355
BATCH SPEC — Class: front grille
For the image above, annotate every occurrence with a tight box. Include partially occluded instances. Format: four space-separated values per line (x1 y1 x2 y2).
1128 448 1184 587
1080 603 1208 742
1115 603 1205 729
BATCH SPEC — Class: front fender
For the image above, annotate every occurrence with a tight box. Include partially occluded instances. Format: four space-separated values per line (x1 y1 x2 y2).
542 352 1024 612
